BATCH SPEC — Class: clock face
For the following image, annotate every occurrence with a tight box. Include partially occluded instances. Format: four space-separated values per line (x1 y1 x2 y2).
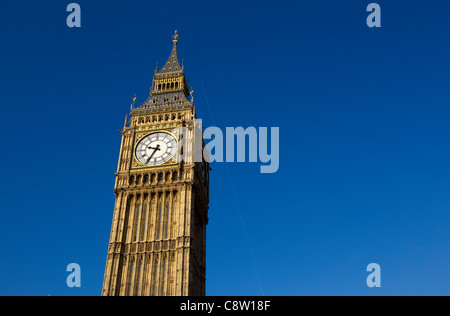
135 132 177 166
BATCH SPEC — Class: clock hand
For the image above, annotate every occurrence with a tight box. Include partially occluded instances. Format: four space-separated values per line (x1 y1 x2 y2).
146 144 161 164
146 151 156 164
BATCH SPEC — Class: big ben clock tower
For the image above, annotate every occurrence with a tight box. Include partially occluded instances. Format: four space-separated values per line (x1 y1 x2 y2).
102 31 210 296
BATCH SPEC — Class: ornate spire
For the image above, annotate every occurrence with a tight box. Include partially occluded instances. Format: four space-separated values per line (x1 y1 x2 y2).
131 31 192 114
157 30 182 75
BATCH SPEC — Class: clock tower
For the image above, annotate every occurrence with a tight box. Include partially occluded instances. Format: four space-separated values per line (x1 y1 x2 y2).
102 31 210 296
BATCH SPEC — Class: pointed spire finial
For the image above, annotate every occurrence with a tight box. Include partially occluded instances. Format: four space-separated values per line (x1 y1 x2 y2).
124 113 128 128
172 30 179 45
131 94 136 110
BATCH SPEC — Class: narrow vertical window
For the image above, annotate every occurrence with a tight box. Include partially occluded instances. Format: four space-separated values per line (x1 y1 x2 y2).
128 260 135 296
134 204 141 242
136 262 143 296
142 203 148 241
161 258 167 296
165 201 170 239
157 202 163 239
153 259 159 296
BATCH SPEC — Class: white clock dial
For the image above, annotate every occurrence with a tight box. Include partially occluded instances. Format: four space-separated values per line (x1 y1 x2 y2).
135 132 177 166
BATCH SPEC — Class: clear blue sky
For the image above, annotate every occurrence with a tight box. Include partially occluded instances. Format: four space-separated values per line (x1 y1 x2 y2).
0 0 449 296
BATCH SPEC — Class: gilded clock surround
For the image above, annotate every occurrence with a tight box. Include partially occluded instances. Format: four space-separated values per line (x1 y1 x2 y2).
102 31 210 296
132 130 179 169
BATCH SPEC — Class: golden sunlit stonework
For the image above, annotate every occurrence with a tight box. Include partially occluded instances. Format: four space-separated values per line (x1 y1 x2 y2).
102 31 210 296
